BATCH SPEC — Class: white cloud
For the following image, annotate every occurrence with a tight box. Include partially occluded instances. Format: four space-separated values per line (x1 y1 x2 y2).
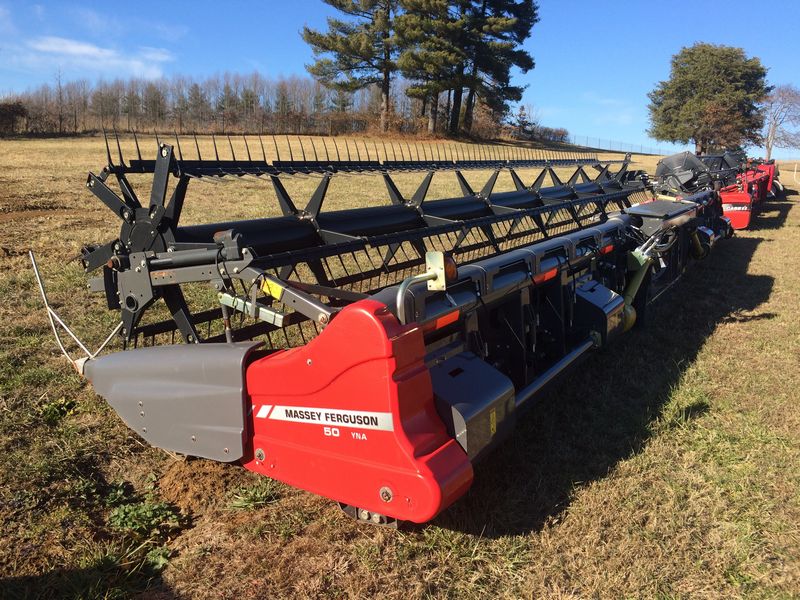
139 46 174 63
29 36 116 60
9 36 174 79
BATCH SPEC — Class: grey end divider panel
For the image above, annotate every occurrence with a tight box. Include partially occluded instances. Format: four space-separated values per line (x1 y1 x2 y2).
85 342 261 462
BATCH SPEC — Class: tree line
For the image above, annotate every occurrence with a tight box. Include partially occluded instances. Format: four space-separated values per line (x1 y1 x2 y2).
1 0 540 139
1 72 419 136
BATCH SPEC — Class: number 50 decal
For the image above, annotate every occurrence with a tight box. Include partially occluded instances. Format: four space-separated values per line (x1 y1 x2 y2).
323 427 340 437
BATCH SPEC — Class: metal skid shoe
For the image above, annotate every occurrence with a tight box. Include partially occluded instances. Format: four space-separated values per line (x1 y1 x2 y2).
339 503 399 528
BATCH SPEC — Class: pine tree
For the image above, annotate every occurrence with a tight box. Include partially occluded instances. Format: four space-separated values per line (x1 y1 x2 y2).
302 0 398 132
461 0 538 134
395 0 465 133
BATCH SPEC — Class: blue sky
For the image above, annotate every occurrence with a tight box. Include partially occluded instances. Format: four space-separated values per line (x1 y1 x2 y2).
0 1 797 157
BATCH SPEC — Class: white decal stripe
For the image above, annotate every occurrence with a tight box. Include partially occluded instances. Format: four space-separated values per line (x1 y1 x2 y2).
268 405 394 431
255 405 273 419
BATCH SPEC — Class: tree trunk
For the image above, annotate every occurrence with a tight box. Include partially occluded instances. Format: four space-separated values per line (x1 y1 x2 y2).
765 122 777 160
420 95 428 118
380 72 390 133
463 62 480 133
380 1 392 133
449 87 462 135
463 87 476 134
694 139 707 155
428 93 439 134
445 89 452 129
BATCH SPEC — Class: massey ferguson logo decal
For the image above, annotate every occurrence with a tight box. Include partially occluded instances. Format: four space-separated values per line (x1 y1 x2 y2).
254 405 394 431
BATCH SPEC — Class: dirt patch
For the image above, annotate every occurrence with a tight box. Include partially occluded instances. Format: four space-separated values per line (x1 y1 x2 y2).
157 458 256 515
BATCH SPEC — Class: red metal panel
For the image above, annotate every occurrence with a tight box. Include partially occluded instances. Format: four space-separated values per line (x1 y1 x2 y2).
242 299 473 523
719 188 753 230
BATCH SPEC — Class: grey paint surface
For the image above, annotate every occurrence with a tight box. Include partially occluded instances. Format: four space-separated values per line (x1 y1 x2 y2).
85 342 261 462
430 352 516 462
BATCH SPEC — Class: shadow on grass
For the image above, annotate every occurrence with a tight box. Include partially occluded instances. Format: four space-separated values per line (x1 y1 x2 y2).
434 233 775 537
0 567 176 600
751 199 792 231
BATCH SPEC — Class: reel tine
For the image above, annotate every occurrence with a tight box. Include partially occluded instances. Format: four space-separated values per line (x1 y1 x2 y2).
193 132 202 160
174 132 183 161
227 134 236 161
102 128 113 167
134 131 143 161
212 134 220 161
332 137 342 162
114 128 125 167
243 135 252 161
285 135 294 161
272 135 281 162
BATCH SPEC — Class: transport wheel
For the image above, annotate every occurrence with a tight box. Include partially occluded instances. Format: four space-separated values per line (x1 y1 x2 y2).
772 180 784 200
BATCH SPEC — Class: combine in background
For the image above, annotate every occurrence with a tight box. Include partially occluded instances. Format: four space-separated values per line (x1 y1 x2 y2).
33 135 733 526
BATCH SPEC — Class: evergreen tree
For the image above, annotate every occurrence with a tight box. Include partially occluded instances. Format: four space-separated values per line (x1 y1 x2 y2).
187 83 211 130
302 0 398 132
395 0 465 133
461 0 538 133
648 43 768 154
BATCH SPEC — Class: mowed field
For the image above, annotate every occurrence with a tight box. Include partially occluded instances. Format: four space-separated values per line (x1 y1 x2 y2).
0 136 798 599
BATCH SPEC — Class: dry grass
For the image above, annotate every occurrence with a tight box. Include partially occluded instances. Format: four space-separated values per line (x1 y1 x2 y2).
0 136 798 599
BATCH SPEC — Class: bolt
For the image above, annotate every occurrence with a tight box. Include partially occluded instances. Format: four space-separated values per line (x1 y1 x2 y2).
191 435 196 442
138 401 143 407
255 448 265 461
167 247 174 253
358 509 370 521
139 411 144 417
161 146 168 157
306 358 312 366
371 513 382 524
142 427 147 433
318 314 329 325
187 335 194 342
233 267 239 274
135 267 141 273
140 260 146 268
379 487 393 502
224 448 229 454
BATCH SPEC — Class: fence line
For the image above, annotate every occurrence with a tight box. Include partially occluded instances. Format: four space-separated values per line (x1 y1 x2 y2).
567 134 683 156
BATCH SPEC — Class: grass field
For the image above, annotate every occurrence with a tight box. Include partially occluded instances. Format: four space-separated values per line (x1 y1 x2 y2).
0 136 798 599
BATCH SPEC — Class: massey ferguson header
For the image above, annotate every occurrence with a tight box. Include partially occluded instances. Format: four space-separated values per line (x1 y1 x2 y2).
34 135 733 525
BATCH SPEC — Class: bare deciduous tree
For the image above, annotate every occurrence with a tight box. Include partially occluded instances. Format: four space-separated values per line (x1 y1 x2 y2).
763 84 800 160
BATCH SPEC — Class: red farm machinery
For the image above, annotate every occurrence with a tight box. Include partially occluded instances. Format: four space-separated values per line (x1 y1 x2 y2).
33 135 734 525
654 149 782 230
